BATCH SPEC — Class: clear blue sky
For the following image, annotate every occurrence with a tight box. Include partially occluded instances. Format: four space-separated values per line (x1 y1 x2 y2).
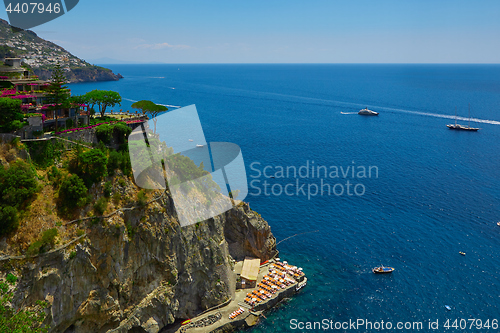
2 0 500 63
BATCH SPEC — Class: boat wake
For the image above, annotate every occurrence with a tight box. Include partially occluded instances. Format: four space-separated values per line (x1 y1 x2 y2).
193 85 500 126
379 107 500 126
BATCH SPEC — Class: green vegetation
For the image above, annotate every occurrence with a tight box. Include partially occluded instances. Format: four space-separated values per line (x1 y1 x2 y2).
27 228 58 255
126 223 135 238
112 192 121 205
47 165 63 187
45 64 71 134
137 190 147 207
166 154 209 184
57 174 88 214
0 160 39 236
0 281 48 332
103 181 112 198
80 90 121 118
5 273 17 285
0 98 25 132
89 116 115 125
131 100 168 133
95 122 131 144
69 148 108 187
0 45 17 58
26 139 64 169
108 150 132 176
94 197 108 216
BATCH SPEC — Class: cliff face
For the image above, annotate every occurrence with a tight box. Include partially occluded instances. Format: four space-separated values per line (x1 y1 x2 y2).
33 67 123 83
9 191 276 333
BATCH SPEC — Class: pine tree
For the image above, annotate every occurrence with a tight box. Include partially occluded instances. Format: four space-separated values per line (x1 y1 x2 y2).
45 64 70 134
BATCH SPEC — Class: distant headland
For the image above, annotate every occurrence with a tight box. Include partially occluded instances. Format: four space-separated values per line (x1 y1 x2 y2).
0 18 123 83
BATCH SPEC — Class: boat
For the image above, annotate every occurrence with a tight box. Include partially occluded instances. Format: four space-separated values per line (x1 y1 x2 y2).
447 105 479 131
196 144 204 148
358 107 379 116
459 251 466 256
372 265 394 274
445 305 452 311
296 277 308 291
496 221 500 226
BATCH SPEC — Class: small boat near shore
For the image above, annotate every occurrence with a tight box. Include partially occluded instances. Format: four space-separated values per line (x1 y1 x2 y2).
372 265 394 274
358 107 379 116
196 144 204 148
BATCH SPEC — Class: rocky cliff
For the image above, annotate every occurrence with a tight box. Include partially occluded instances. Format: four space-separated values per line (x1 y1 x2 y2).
33 67 123 83
5 183 276 333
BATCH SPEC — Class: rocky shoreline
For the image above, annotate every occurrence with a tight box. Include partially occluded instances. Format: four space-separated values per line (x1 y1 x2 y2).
167 259 307 333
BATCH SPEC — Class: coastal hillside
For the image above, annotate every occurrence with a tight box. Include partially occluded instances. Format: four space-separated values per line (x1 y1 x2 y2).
0 136 277 332
0 19 122 83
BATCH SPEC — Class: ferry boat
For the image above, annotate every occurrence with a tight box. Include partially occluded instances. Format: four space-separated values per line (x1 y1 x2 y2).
358 107 379 116
372 266 394 274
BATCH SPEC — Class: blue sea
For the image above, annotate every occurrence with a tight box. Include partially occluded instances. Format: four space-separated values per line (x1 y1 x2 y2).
69 64 500 332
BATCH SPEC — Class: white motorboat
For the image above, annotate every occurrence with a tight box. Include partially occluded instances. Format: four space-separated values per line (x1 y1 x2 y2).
358 108 379 116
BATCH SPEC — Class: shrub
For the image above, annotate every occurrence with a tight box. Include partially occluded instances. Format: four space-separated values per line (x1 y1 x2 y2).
94 197 108 216
0 280 48 332
26 140 64 169
47 166 62 187
137 190 147 207
69 149 108 187
0 97 23 132
112 122 132 144
6 273 17 285
0 159 39 236
95 124 113 143
0 160 39 209
27 240 44 256
126 223 135 238
58 175 88 212
69 251 76 259
103 181 112 198
112 192 121 205
41 228 57 246
0 206 18 236
108 150 132 176
118 178 126 187
27 228 58 255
